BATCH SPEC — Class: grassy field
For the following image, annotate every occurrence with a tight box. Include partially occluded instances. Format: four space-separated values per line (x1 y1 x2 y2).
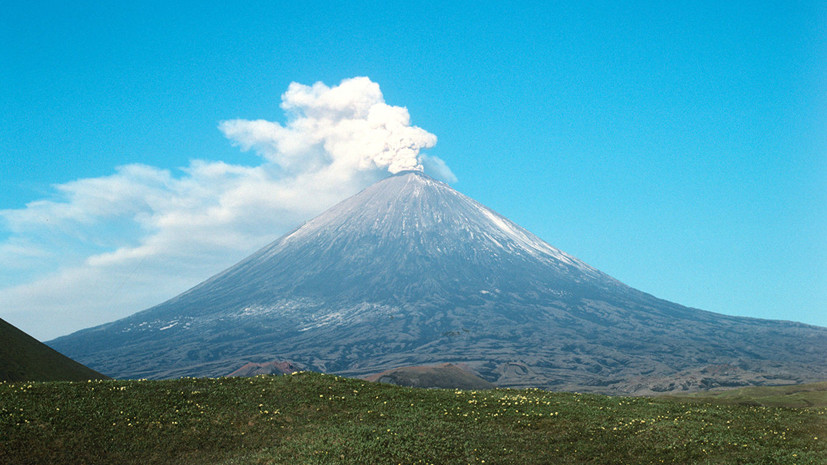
668 382 827 409
1 372 825 464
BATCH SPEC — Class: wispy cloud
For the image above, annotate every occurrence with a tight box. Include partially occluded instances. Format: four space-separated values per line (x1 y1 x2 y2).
0 77 452 341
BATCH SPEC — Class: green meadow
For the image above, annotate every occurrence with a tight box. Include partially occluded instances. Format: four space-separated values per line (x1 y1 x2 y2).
1 372 824 464
672 382 827 409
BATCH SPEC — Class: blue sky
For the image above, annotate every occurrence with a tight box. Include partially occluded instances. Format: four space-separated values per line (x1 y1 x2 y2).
1 1 825 340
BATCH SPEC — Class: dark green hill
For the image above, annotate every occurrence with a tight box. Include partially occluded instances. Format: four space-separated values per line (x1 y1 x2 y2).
0 317 108 382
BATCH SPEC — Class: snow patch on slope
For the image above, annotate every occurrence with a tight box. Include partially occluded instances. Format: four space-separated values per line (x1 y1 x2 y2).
474 204 597 275
299 302 401 331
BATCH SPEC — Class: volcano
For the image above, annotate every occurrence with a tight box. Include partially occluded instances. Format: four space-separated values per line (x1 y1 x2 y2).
48 171 827 393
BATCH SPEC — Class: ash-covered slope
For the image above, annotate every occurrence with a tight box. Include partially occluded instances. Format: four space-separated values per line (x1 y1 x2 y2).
49 171 827 393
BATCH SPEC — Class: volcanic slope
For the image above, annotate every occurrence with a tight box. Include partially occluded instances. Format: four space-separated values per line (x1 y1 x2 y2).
48 171 827 393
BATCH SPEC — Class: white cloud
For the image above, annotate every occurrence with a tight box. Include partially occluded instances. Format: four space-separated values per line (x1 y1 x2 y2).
0 77 453 341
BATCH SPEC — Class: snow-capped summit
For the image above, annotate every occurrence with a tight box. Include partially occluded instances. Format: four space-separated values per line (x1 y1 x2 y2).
190 170 614 311
49 171 827 393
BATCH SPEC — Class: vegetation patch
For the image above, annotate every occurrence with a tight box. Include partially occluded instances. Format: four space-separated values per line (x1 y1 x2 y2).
1 373 825 464
668 382 827 409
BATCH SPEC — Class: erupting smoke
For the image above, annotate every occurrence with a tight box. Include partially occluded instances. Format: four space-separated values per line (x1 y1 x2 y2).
219 77 444 178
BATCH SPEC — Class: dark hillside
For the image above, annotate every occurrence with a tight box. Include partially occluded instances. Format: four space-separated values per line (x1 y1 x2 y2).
0 317 108 382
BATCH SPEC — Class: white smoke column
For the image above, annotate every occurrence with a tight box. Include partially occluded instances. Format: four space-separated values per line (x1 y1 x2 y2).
219 77 441 179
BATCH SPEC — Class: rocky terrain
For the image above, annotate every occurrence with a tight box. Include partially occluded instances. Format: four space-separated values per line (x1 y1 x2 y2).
226 360 299 377
365 363 494 389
